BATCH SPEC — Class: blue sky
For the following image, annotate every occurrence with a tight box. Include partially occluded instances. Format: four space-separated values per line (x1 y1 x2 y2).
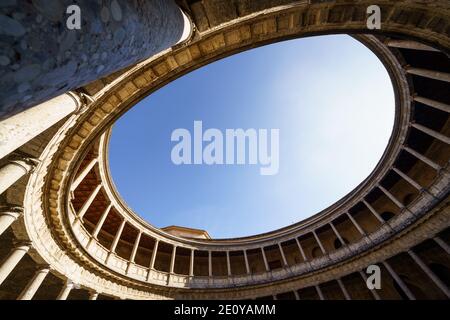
109 35 394 239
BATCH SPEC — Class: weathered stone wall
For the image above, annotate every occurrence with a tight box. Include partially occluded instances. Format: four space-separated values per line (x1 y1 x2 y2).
0 0 185 119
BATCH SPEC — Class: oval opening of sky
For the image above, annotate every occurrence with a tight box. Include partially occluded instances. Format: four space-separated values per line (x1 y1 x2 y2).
109 35 395 239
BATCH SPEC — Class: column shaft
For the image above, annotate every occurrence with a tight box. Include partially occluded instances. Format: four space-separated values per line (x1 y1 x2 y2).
189 249 195 277
404 146 441 170
0 243 31 286
392 167 422 190
170 246 177 274
382 261 415 300
414 96 450 113
129 231 142 263
243 250 251 274
0 209 22 237
315 285 325 300
261 248 270 272
278 243 288 266
56 282 74 300
92 203 112 239
89 292 99 300
149 240 159 269
77 184 102 219
330 222 345 246
295 238 308 261
408 250 450 298
17 266 50 300
337 279 351 300
0 160 34 195
378 185 404 209
71 158 98 191
312 231 326 254
0 93 81 160
346 212 366 236
226 251 232 276
363 200 384 223
109 219 126 253
406 67 450 83
434 236 450 255
0 0 191 119
412 123 450 145
208 251 212 277
385 40 438 51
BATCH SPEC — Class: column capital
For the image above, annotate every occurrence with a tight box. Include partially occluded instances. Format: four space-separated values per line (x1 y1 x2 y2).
35 264 51 272
0 205 24 217
12 240 32 250
7 155 39 173
66 91 91 114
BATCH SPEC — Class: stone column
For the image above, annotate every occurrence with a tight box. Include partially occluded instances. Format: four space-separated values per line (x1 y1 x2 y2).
404 147 441 170
382 261 415 300
243 250 251 275
0 0 190 119
107 219 126 263
315 285 325 300
363 200 384 223
129 231 142 264
146 240 160 282
392 167 423 191
408 250 450 298
226 251 232 276
92 203 112 239
411 123 450 145
261 248 270 272
71 158 98 192
413 96 450 113
0 241 31 286
89 292 99 300
346 212 366 236
17 265 50 300
385 40 438 52
0 158 36 195
434 236 450 255
189 249 195 277
77 184 102 220
149 240 159 270
0 206 23 237
278 243 288 266
208 251 212 277
126 231 142 274
330 222 345 247
0 93 82 160
406 67 450 83
312 230 326 254
295 238 308 261
337 278 351 300
378 185 405 209
170 246 177 274
57 281 74 300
